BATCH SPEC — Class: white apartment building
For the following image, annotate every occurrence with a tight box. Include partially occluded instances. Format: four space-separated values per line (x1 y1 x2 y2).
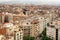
46 19 60 40
14 29 23 40
46 27 56 40
20 19 31 36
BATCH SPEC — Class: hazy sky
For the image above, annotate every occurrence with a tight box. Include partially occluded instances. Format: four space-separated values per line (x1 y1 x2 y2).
0 0 60 5
0 0 60 2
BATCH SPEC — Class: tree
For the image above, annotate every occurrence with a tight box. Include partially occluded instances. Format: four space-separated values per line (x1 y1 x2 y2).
38 28 53 40
23 35 35 40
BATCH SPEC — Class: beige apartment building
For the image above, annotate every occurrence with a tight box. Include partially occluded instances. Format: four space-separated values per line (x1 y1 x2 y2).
31 16 44 37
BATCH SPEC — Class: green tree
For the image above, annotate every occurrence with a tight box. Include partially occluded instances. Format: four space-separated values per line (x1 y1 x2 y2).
23 35 35 40
38 28 53 40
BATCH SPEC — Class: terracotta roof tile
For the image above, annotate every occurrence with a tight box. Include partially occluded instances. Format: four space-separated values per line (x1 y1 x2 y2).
0 28 7 35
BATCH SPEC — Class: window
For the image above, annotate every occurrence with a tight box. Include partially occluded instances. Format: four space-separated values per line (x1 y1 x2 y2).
47 23 50 26
23 11 26 15
50 25 55 28
17 34 19 36
41 18 42 19
27 23 29 25
51 22 53 24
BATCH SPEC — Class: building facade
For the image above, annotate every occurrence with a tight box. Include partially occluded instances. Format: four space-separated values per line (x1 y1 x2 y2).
14 29 23 40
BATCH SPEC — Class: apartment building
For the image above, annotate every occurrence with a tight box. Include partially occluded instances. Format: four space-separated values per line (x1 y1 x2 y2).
46 19 60 40
14 29 23 40
20 19 31 36
31 16 44 37
46 26 56 40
